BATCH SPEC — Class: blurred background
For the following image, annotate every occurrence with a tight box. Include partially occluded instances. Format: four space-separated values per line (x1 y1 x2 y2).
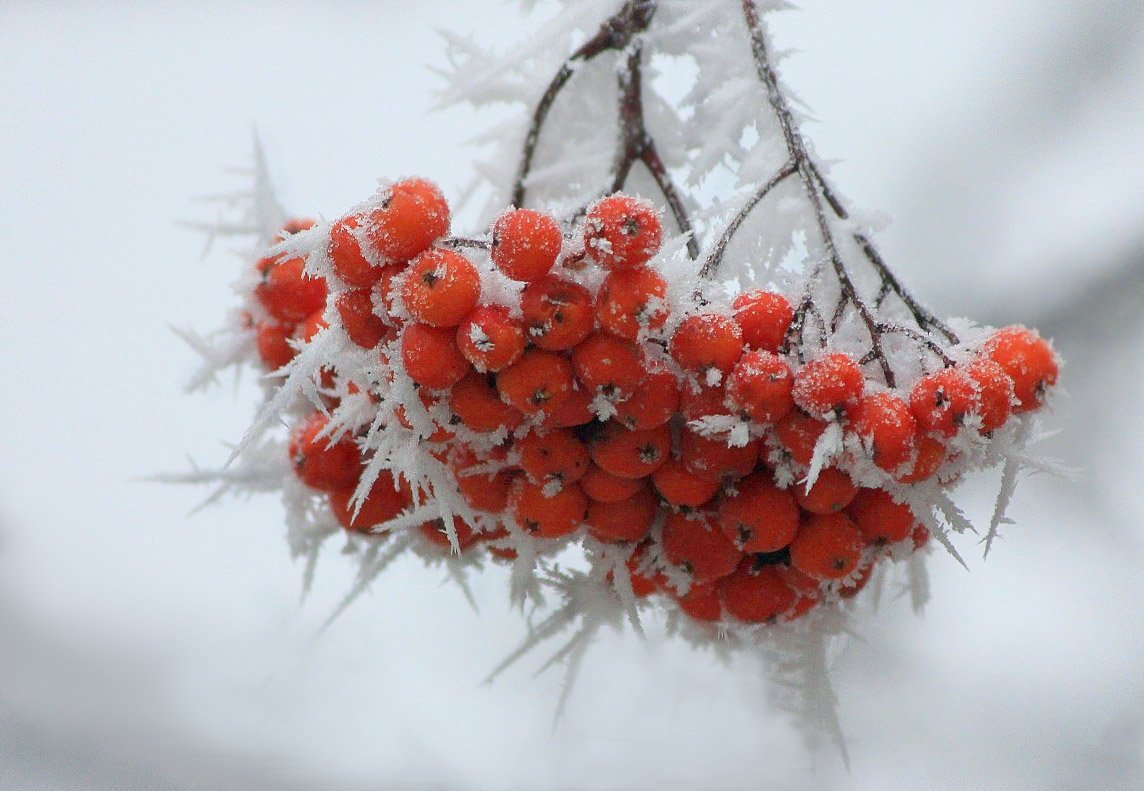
1 1 1141 788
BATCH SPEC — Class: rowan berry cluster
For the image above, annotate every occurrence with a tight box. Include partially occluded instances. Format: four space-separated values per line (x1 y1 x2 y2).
242 176 1060 628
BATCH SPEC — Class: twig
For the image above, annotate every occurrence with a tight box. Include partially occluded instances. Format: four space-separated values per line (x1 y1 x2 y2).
699 159 797 279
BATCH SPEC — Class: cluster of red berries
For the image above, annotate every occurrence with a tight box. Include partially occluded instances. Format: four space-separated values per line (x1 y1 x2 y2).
244 177 1059 627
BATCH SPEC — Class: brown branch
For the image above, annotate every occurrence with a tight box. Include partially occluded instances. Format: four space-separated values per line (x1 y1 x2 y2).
876 323 956 367
511 0 657 209
440 236 491 251
698 159 797 279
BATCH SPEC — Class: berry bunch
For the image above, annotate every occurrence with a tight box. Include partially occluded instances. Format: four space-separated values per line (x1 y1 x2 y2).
238 177 1059 628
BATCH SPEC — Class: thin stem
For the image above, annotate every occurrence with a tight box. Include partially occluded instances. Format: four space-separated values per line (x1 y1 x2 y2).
699 159 796 279
440 236 491 251
876 323 956 367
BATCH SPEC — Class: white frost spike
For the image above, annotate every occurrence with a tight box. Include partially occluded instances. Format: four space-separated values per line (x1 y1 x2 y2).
906 551 930 615
805 420 844 492
985 419 1033 557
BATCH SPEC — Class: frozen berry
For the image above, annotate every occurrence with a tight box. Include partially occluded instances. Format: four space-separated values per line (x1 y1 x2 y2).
595 266 669 340
255 255 327 324
328 471 412 533
328 213 382 288
496 349 575 416
789 512 863 580
583 194 663 270
733 290 793 353
367 178 449 263
491 208 562 282
792 353 864 420
670 314 744 377
653 459 722 508
910 367 975 438
613 363 679 430
400 248 481 328
590 422 671 479
457 305 527 373
586 487 660 543
716 472 799 552
718 561 796 623
509 478 587 539
336 288 388 349
571 332 646 399
662 510 742 584
518 429 590 486
982 326 1058 412
847 392 916 472
401 323 470 389
520 276 594 351
289 413 362 492
795 467 858 515
847 488 916 544
724 350 794 423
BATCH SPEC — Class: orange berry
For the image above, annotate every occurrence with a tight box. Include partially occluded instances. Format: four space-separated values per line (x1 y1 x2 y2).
289 413 362 492
662 510 742 584
589 422 671 479
775 563 821 597
571 332 646 399
670 314 744 376
653 459 722 508
583 194 663 270
401 323 470 389
680 382 733 423
982 325 1058 412
847 392 916 472
796 467 858 515
490 208 562 281
367 178 449 263
733 290 793 353
496 349 575 416
911 523 931 551
789 512 864 580
509 478 587 539
371 263 406 322
717 560 796 623
452 454 515 513
328 471 412 533
586 487 660 543
674 581 722 622
716 472 799 552
679 429 758 482
456 305 526 373
839 563 874 599
277 217 316 238
909 367 975 438
595 266 669 340
518 429 590 486
519 276 594 351
774 410 829 467
328 213 382 288
336 287 388 349
613 363 679 430
626 540 666 597
724 350 794 423
255 255 327 324
792 353 865 420
400 248 480 327
419 517 478 552
964 356 1014 432
481 525 519 562
581 465 645 503
448 372 523 433
538 384 595 429
847 487 916 544
394 390 454 443
255 321 297 370
294 309 328 344
895 434 946 484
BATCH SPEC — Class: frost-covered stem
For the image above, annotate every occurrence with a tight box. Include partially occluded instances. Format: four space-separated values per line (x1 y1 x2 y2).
441 235 491 250
875 323 956 367
699 159 797 279
510 0 658 208
611 43 700 259
742 0 895 386
807 163 962 345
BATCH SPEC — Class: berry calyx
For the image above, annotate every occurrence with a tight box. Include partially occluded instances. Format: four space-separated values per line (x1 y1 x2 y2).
490 208 562 282
583 194 663 270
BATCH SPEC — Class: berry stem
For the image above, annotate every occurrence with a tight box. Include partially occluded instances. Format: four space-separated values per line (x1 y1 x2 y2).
440 235 492 251
699 159 797 280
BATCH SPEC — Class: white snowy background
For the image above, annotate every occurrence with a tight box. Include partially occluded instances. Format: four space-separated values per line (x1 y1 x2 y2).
1 1 1142 788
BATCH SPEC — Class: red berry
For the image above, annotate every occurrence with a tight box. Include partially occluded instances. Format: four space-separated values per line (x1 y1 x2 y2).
653 459 722 508
590 422 672 480
455 466 515 513
294 309 328 344
662 510 742 584
716 472 799 552
847 392 916 472
789 512 864 580
401 323 470 389
732 290 793 353
625 540 667 597
400 248 481 328
289 413 362 492
595 266 669 340
670 314 744 376
419 517 478 552
792 353 865 419
519 276 594 351
839 563 874 599
911 523 931 551
964 356 1014 432
581 465 646 503
586 487 660 543
679 429 758 483
571 332 646 399
491 208 562 282
724 350 794 423
718 561 796 623
336 288 388 349
680 382 733 423
328 471 412 533
255 255 327 324
456 305 527 373
509 478 587 539
255 321 297 370
372 263 406 322
583 194 663 270
448 372 524 433
328 213 382 288
496 349 575 416
538 384 595 429
982 326 1058 412
518 429 590 486
795 467 858 515
847 488 916 544
774 410 829 467
909 367 975 438
613 363 679 430
366 178 450 263
675 582 722 622
277 217 316 238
